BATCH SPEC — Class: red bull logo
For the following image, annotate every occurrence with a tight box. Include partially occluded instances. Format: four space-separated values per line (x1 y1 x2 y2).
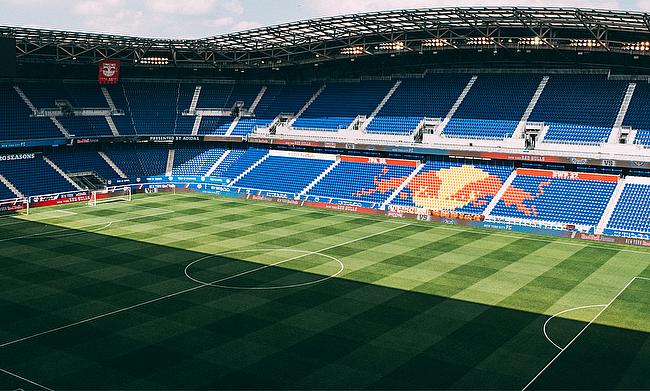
356 165 548 216
500 180 550 216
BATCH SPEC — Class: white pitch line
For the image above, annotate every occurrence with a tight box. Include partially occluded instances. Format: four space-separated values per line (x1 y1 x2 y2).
522 276 646 391
204 195 650 256
0 210 174 243
0 222 112 243
0 223 408 349
186 249 343 290
0 210 79 227
0 367 53 391
542 304 608 350
33 209 78 217
0 197 170 227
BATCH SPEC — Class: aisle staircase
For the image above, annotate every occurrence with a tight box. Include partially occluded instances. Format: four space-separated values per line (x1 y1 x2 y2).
166 149 175 176
205 150 232 177
0 174 24 199
105 116 120 136
289 84 326 126
50 117 72 138
13 86 37 114
609 83 637 144
189 86 202 113
191 115 203 136
101 87 118 111
360 80 402 131
224 118 241 136
230 153 270 185
381 162 425 209
437 75 478 134
483 170 518 217
98 151 127 179
595 178 627 234
299 159 340 196
43 156 83 190
513 76 549 139
249 86 267 113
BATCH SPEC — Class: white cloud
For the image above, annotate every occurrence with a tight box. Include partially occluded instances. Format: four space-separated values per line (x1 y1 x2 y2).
72 0 126 17
1 0 636 39
205 16 260 32
61 0 255 37
636 0 650 10
205 16 238 29
143 0 244 16
306 0 623 15
230 20 262 30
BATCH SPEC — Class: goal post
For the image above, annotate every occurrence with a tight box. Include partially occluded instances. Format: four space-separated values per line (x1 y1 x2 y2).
0 198 29 217
88 186 132 207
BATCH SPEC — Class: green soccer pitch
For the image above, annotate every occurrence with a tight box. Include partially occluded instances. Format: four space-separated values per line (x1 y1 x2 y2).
0 192 648 390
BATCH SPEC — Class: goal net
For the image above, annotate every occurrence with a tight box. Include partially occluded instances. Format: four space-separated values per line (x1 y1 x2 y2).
88 186 132 207
0 198 29 217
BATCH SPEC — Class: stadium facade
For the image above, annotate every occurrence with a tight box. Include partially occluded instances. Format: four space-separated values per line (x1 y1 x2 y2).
2 7 650 246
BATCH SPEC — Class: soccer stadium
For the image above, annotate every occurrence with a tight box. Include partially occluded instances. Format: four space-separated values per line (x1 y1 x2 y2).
1 5 650 390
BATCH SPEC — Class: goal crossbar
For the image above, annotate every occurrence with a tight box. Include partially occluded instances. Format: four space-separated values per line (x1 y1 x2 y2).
0 198 29 216
88 186 132 207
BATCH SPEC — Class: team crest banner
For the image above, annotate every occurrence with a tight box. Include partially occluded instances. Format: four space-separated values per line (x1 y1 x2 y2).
98 60 120 84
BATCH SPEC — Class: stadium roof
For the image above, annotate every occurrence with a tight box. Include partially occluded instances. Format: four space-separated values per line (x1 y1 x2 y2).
3 7 650 69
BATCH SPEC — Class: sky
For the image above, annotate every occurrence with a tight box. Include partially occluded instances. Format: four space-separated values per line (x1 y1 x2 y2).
0 0 647 39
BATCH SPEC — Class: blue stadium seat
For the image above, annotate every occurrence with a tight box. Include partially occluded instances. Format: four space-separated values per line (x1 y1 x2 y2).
307 160 415 204
235 156 332 194
47 147 121 180
20 81 108 109
0 83 62 140
64 83 110 108
230 85 318 136
106 82 195 135
0 157 77 196
211 148 268 180
491 171 616 227
293 81 393 131
443 74 542 139
198 116 234 135
367 74 471 135
622 83 650 148
197 84 261 109
392 160 513 215
58 116 113 137
172 147 228 176
606 183 650 235
105 85 137 135
103 144 169 178
0 181 17 200
529 75 627 145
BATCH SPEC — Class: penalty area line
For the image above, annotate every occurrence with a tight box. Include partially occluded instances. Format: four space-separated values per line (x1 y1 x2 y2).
0 209 174 243
0 223 408 349
0 367 53 391
523 276 647 391
0 209 78 227
542 304 607 350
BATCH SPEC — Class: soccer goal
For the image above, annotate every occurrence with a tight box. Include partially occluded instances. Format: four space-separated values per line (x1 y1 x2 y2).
0 198 29 217
88 186 132 207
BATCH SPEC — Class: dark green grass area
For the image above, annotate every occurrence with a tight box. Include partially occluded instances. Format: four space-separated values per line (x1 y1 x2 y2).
0 193 649 390
530 278 650 390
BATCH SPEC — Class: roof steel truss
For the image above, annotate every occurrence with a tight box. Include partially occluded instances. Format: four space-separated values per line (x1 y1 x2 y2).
2 7 650 68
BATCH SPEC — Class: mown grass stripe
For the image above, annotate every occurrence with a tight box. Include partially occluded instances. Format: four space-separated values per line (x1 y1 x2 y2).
499 247 622 314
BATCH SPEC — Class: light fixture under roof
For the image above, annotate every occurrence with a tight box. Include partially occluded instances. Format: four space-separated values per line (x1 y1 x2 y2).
340 46 364 55
139 56 169 65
